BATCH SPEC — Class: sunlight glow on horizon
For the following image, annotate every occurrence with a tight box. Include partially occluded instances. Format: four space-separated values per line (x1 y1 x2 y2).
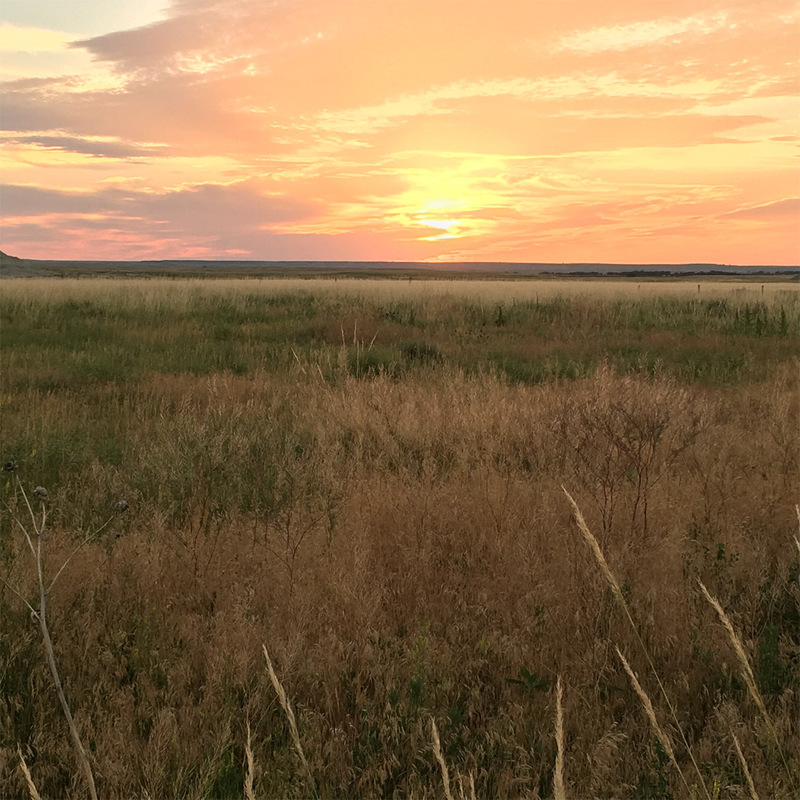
0 0 798 264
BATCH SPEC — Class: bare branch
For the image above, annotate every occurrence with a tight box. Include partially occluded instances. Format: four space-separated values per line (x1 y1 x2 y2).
0 573 38 616
47 515 115 595
16 480 41 539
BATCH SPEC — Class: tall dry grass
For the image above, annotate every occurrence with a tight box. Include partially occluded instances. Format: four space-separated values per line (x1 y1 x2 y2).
563 485 709 799
1 275 797 307
0 281 798 798
698 581 796 794
17 747 43 800
553 676 566 800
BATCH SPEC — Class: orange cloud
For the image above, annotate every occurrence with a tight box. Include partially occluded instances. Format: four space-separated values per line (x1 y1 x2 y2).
1 0 797 263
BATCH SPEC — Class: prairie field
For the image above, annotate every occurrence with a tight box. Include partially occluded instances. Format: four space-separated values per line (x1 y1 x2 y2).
1 276 799 799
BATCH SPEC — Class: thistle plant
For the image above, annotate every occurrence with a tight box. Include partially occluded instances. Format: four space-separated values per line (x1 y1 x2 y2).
1 462 128 800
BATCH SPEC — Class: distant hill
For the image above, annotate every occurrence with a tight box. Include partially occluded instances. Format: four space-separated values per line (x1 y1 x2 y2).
0 250 27 274
1 250 797 279
0 250 53 277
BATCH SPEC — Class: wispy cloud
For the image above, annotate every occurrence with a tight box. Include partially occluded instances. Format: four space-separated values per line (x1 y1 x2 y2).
3 132 161 159
556 13 730 54
310 73 728 135
724 197 800 218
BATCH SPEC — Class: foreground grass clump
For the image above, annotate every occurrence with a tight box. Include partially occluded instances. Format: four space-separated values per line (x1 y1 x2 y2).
0 278 798 798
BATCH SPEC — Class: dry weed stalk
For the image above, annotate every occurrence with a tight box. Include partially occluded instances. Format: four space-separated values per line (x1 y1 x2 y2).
0 471 125 800
562 486 711 800
795 504 800 557
698 580 796 793
430 717 455 800
17 747 43 800
262 643 316 795
731 731 759 800
553 675 566 800
615 647 690 795
244 720 255 800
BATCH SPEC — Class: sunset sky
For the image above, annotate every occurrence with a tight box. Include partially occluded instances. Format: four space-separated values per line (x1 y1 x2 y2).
1 0 798 264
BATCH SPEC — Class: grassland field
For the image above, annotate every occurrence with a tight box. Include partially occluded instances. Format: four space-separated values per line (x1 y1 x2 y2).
0 276 798 799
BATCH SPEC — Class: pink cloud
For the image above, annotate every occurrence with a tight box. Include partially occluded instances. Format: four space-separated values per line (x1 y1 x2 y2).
1 0 798 263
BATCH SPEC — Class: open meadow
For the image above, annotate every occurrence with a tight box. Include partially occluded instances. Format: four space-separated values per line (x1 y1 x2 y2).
1 276 799 798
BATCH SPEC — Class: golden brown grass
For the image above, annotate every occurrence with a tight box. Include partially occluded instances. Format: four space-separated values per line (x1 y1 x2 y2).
553 676 566 800
563 487 711 800
1 475 103 800
1 275 796 306
698 583 764 718
698 581 796 794
17 747 42 800
731 730 759 800
615 647 687 794
1 364 797 796
263 643 316 795
430 717 454 800
795 505 800 557
0 281 798 798
244 721 255 800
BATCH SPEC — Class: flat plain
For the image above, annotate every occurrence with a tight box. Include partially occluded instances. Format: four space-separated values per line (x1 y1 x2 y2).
1 276 798 798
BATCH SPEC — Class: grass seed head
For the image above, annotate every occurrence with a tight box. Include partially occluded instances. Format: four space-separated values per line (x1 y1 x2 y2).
553 675 566 800
561 485 624 602
697 579 795 792
263 643 316 793
697 581 761 713
244 721 255 800
615 647 678 766
731 731 759 800
430 717 454 800
17 747 43 800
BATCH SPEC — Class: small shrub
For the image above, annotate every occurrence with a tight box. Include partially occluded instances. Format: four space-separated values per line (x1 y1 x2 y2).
346 346 402 379
399 341 443 365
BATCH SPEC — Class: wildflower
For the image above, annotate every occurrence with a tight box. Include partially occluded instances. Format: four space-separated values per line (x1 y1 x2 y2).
2 460 17 472
115 500 129 513
33 486 47 501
